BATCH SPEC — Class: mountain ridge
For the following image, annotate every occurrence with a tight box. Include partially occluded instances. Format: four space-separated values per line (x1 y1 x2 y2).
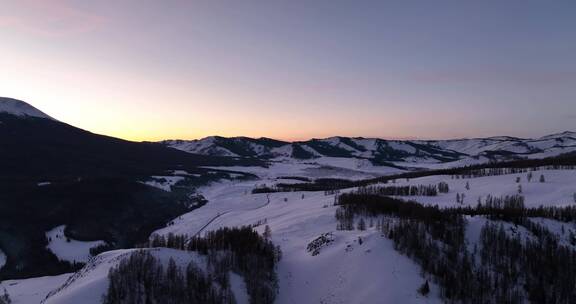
163 131 576 166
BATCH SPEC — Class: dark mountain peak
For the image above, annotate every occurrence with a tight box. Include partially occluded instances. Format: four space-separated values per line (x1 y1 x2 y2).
0 97 55 120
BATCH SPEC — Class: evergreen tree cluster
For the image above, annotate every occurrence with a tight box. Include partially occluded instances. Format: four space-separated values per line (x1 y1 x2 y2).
438 182 450 193
479 221 576 303
103 250 231 304
462 196 576 222
339 191 576 224
334 193 460 231
353 183 443 197
334 192 576 303
450 165 575 180
89 243 116 257
251 186 281 194
147 227 280 304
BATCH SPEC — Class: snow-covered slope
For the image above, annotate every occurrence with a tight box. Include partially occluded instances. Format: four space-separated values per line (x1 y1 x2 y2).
41 248 204 304
163 132 576 172
0 97 54 120
383 168 576 208
0 274 72 304
7 164 576 303
154 179 443 303
150 167 576 303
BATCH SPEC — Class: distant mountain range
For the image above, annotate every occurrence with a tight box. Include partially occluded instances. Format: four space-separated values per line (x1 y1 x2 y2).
1 96 573 171
163 132 576 167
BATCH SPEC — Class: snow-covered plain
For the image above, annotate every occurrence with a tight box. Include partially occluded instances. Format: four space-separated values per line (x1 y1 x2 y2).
202 158 403 181
46 226 106 264
385 169 576 208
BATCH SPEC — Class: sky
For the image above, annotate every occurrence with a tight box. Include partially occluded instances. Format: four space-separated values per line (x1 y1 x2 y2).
0 0 575 141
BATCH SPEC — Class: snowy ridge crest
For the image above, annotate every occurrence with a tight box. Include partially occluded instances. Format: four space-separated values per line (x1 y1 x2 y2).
163 131 576 165
0 97 55 120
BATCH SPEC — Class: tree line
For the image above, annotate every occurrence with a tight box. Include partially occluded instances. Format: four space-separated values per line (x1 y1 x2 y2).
353 182 450 197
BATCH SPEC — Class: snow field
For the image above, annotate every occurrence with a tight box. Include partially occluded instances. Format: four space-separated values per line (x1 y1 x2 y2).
0 274 72 304
387 169 576 208
155 181 443 303
46 225 106 264
42 248 206 304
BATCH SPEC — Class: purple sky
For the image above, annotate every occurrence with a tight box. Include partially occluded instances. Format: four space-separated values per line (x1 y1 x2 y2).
1 0 575 141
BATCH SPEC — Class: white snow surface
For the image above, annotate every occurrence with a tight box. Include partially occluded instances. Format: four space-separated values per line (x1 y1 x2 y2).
387 169 576 208
143 175 185 192
0 98 54 120
151 167 576 303
229 272 249 304
202 158 402 181
46 226 106 263
0 273 72 304
9 162 576 303
154 180 442 304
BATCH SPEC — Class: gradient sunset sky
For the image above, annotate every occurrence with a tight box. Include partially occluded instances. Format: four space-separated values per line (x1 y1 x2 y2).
1 1 575 141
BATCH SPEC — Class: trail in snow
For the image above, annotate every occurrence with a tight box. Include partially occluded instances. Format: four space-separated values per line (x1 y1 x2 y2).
190 194 271 238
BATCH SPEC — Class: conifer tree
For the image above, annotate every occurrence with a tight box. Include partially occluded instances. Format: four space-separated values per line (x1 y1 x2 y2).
263 225 272 240
418 280 430 296
357 218 366 231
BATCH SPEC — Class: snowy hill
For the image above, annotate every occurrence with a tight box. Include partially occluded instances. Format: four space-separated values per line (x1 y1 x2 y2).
153 180 444 304
150 166 576 303
163 132 576 170
0 97 54 120
40 248 207 304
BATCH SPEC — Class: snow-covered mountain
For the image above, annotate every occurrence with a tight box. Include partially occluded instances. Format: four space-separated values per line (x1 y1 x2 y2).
163 132 576 166
0 98 260 282
0 97 55 120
